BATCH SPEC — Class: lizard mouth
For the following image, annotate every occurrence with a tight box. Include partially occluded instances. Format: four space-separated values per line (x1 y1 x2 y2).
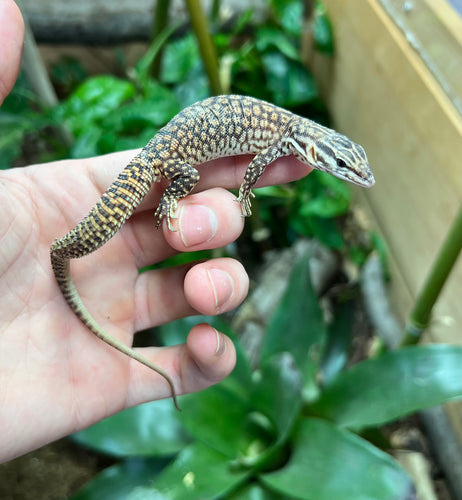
328 167 375 188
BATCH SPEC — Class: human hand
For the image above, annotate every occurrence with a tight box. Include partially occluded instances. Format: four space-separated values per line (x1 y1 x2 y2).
0 150 309 463
0 0 311 463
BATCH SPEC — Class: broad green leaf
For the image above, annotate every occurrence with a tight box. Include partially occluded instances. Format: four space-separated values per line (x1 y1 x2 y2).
255 185 294 201
311 345 462 429
319 295 356 385
161 33 201 84
261 252 326 379
179 382 251 458
262 52 317 107
0 70 35 114
313 1 334 55
147 442 250 499
252 353 302 447
97 128 154 154
262 418 414 500
173 64 210 108
56 76 136 135
227 483 288 500
255 27 299 60
142 81 180 114
100 102 163 133
71 458 168 500
70 126 102 159
299 172 351 218
294 215 344 249
269 0 303 37
0 120 28 168
72 399 189 457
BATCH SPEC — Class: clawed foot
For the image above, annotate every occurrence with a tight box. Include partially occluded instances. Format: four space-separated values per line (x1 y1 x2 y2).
155 197 178 231
236 190 255 217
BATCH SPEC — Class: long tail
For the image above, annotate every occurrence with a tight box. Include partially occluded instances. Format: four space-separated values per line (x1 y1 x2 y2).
50 156 180 410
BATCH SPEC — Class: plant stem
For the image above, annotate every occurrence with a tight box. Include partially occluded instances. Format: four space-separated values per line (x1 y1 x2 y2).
185 0 223 95
150 0 171 78
401 202 462 345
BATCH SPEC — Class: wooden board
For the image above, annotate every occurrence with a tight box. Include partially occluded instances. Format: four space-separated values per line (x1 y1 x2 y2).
310 0 462 347
308 0 462 447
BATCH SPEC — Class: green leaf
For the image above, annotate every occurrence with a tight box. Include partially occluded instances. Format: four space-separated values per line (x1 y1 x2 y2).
227 483 287 500
244 354 302 470
142 81 180 114
70 126 102 159
261 252 326 380
311 345 462 429
173 64 210 108
252 353 302 447
255 27 299 60
70 458 168 500
161 33 201 84
299 172 351 218
295 215 344 249
262 52 317 108
72 399 189 457
179 381 251 458
319 295 356 385
97 129 154 154
0 115 30 168
262 418 413 500
147 442 250 499
102 100 176 133
0 70 35 114
269 0 303 37
313 1 334 55
56 76 136 135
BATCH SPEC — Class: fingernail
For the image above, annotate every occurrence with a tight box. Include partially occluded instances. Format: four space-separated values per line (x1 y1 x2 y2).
214 329 227 357
178 204 218 247
207 268 234 312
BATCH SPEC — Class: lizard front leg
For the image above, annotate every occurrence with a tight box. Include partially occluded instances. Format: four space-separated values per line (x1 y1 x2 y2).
155 161 200 230
237 144 284 216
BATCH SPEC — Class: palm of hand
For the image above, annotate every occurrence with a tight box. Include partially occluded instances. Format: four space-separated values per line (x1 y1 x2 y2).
0 153 246 460
1 159 152 436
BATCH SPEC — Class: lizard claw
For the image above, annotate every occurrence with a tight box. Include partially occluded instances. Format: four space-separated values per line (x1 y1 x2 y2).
155 198 178 231
236 191 254 217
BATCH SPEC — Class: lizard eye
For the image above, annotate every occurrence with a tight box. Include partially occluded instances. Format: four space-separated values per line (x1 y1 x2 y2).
336 158 347 168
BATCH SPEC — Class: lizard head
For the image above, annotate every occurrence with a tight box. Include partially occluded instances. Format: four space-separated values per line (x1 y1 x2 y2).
286 126 375 188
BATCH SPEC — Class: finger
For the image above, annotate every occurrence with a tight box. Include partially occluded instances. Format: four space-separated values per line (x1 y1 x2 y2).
184 258 249 315
126 188 244 267
0 0 24 104
125 324 236 406
134 258 248 330
181 323 236 392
